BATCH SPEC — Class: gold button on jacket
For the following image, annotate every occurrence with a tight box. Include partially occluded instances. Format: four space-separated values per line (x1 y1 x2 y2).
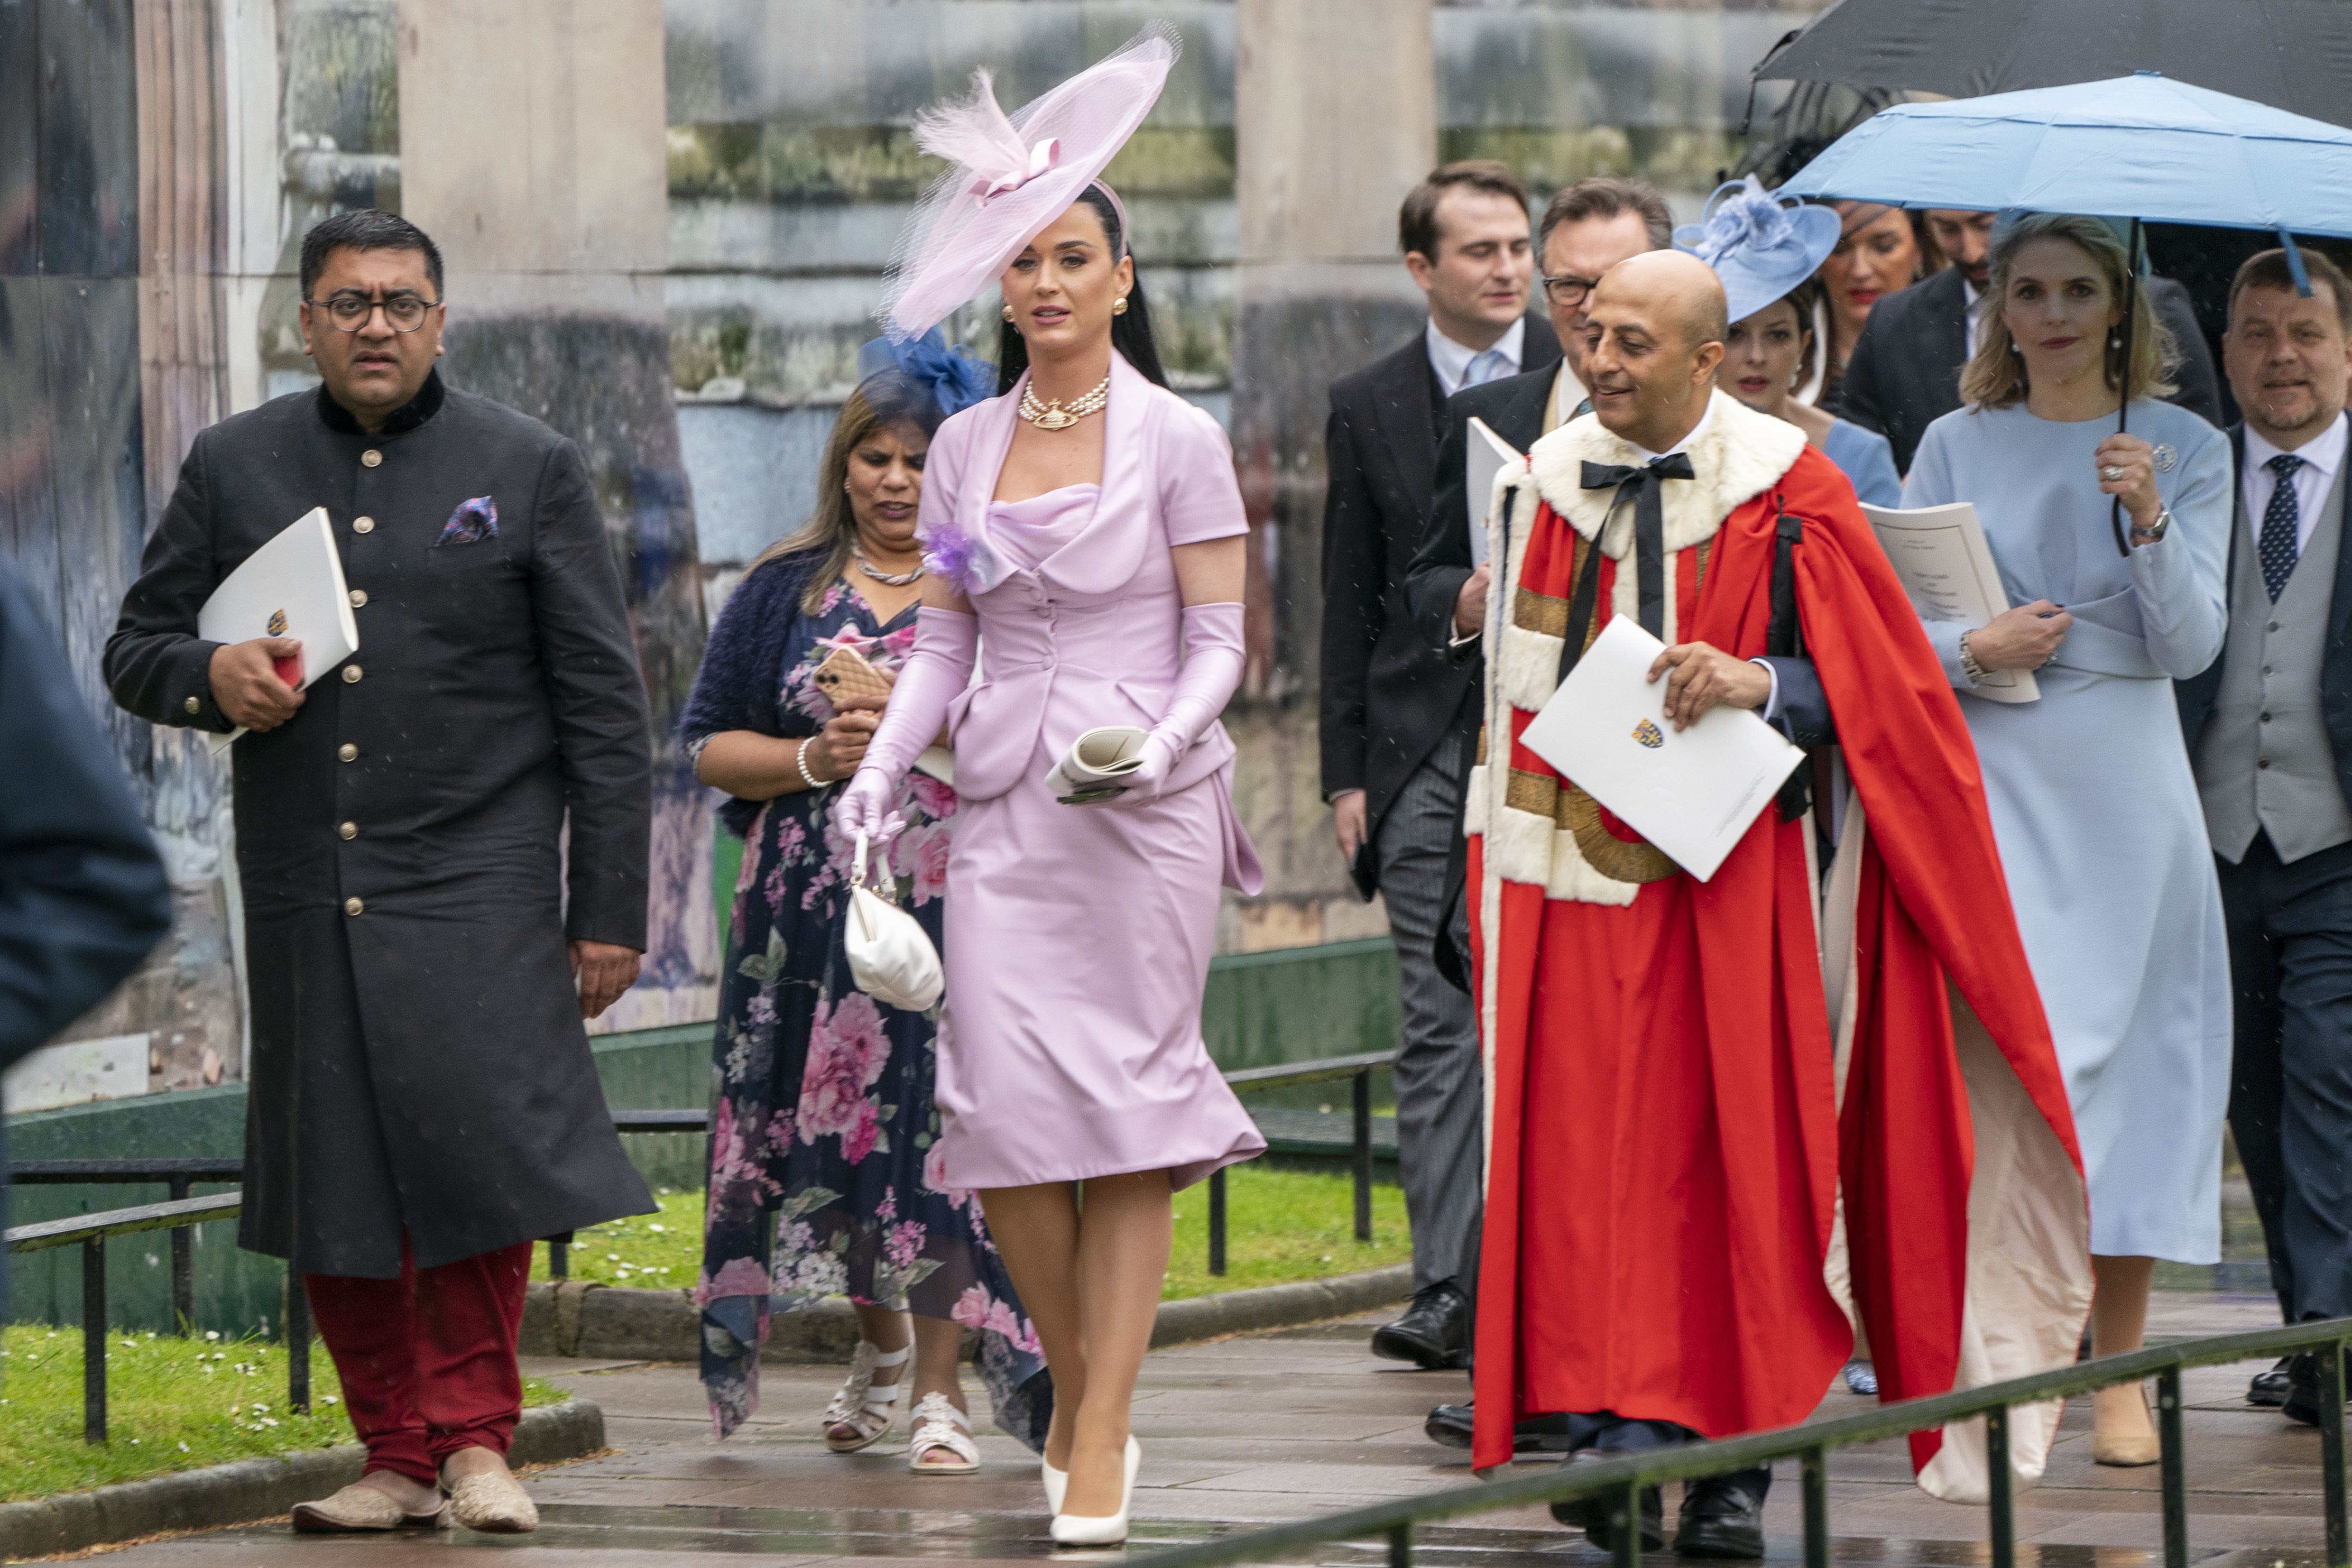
337 743 358 762
338 822 357 840
348 589 368 608
361 449 382 468
352 516 375 534
183 696 201 714
343 896 364 915
342 664 363 683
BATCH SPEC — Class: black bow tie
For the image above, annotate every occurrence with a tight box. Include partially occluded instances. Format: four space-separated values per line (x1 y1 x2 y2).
1578 454 1695 641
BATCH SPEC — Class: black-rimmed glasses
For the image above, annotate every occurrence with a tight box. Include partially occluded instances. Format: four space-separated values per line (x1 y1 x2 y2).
304 293 441 332
1540 273 1603 308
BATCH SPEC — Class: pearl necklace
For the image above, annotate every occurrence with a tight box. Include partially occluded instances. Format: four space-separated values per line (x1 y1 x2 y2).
1019 374 1110 431
853 547 923 586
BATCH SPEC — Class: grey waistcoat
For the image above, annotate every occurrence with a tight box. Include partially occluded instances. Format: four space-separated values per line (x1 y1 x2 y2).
2195 455 2352 863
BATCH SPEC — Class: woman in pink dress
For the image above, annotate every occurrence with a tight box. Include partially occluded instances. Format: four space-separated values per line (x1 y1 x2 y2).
836 27 1263 1547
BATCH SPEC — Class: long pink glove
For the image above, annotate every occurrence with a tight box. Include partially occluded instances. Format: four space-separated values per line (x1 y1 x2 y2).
1107 601 1245 808
834 607 978 842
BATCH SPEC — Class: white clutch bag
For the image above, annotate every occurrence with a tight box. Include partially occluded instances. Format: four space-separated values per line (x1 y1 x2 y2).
844 833 944 1013
1045 726 1150 803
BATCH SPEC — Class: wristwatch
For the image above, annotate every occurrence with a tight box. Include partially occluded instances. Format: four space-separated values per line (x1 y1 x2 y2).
1958 630 1988 687
2130 504 2174 544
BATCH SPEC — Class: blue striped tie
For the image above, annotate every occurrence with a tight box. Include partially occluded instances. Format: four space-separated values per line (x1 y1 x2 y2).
1462 349 1510 389
2261 452 2305 602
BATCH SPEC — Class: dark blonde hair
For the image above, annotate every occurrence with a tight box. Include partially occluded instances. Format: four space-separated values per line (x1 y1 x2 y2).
1959 212 2177 410
754 377 938 613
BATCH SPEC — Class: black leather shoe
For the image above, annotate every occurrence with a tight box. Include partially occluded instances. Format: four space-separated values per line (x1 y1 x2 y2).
2250 1357 2292 1408
1550 1451 1663 1551
1424 1402 1577 1453
1373 1280 1469 1370
2282 1353 2343 1426
1674 1474 1767 1559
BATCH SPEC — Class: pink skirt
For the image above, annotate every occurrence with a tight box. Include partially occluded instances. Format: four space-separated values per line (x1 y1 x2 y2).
932 750 1264 1191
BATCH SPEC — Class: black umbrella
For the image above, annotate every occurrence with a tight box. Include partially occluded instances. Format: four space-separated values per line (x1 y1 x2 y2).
1753 0 2352 126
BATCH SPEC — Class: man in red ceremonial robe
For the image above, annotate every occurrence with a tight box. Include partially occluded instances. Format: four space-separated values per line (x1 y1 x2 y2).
1461 251 2093 1555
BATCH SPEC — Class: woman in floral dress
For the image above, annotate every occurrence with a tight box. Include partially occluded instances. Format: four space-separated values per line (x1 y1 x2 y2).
679 347 1047 1470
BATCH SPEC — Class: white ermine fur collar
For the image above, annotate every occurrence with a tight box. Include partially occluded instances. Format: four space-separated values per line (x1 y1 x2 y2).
1525 390 1808 560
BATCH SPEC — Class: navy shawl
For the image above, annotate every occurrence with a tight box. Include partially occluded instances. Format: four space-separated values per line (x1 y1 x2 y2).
679 548 826 837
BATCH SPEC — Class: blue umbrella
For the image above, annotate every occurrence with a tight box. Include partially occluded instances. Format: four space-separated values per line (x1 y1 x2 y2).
1778 73 2352 246
1780 72 2352 549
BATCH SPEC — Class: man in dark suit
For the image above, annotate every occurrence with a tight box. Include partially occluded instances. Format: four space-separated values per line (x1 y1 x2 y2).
1415 177 1675 681
106 209 653 1535
2177 247 2352 1422
1321 161 1559 1371
1843 209 2225 474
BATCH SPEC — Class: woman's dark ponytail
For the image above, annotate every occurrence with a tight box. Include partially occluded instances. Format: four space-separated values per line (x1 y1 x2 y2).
996 185 1171 394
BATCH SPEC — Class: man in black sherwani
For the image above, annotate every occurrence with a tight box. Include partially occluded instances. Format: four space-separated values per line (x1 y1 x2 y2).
105 210 653 1536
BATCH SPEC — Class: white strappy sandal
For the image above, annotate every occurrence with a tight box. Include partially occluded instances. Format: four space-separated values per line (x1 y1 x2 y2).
907 1391 981 1474
823 1341 910 1453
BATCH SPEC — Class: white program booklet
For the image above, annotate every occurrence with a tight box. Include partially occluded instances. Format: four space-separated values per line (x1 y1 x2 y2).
1464 416 1520 569
197 507 360 754
1861 501 2037 703
1517 616 1805 883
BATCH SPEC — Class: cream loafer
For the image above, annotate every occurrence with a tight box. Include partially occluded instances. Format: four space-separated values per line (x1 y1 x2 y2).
290 1482 448 1533
446 1469 540 1533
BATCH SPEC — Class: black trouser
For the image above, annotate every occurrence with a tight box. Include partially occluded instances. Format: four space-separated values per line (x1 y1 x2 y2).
2219 831 2352 1322
1558 1413 1771 1503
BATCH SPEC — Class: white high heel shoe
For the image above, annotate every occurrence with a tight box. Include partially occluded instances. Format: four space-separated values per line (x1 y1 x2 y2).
1042 1456 1068 1513
1050 1436 1140 1546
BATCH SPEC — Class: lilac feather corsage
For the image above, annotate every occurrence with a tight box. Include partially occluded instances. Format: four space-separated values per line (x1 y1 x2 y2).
919 514 1008 596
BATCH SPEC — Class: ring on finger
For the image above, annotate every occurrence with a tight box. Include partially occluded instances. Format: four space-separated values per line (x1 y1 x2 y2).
2103 465 2125 480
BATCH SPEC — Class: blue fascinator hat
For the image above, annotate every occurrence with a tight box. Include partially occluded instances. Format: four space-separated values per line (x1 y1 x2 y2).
857 327 995 421
1674 176 1843 328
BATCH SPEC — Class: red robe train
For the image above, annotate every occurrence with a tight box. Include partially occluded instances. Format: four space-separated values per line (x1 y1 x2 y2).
1465 394 2091 1495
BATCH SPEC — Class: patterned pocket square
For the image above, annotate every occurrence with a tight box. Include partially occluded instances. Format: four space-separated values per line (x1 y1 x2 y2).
436 496 498 545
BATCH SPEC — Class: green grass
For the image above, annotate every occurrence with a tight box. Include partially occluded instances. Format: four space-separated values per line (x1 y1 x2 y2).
537 1168 1411 1302
0 1326 565 1503
1165 1164 1410 1300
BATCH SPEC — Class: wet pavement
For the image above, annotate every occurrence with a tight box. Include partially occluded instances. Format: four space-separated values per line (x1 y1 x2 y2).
68 1292 2336 1566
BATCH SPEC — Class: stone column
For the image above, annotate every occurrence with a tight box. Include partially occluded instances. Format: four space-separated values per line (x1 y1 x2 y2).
1225 0 1432 939
399 0 716 1027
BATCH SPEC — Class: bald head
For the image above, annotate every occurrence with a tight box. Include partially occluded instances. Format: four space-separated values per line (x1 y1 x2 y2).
1605 249 1729 352
1579 250 1729 453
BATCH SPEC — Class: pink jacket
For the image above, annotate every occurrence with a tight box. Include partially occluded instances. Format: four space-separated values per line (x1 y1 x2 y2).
918 352 1247 809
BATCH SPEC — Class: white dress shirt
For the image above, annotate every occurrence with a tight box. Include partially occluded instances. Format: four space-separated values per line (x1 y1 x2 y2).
2242 412 2349 553
1425 317 1526 400
1550 360 1589 430
1963 277 1988 359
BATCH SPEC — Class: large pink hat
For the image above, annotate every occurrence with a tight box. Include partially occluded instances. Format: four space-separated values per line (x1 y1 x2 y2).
879 24 1180 342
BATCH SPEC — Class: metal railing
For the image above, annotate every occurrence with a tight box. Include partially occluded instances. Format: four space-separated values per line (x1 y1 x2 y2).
1208 1051 1394 1275
543 1051 1401 1281
4 1052 1402 1444
1128 1316 2352 1568
2 1190 314 1444
9 1159 242 1334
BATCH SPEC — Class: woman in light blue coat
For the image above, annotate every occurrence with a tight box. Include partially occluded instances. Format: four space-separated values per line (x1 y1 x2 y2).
1901 213 2229 1469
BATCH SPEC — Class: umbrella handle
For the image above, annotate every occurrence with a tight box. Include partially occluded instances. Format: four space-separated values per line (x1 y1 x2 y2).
2108 219 2142 558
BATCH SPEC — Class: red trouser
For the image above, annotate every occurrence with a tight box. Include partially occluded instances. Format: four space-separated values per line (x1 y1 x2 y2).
303 1238 534 1485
